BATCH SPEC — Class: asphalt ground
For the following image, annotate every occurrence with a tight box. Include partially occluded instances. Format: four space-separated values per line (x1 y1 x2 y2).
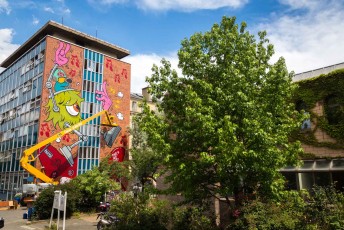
0 206 98 230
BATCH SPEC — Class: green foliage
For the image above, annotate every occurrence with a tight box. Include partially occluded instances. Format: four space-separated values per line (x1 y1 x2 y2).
99 155 131 182
229 186 344 230
294 68 344 144
172 206 218 230
304 185 344 229
109 193 170 230
229 191 306 229
33 181 82 219
72 166 120 212
33 166 121 219
129 117 165 190
138 16 304 204
33 185 55 219
108 193 217 230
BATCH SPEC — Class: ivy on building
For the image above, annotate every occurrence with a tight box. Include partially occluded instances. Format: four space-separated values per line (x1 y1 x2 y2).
292 68 344 154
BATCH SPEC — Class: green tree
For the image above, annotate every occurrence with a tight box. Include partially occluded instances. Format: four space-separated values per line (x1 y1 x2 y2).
138 16 305 205
72 167 120 211
129 117 165 192
99 154 131 190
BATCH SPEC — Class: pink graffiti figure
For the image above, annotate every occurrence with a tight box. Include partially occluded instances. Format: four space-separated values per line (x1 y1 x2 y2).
55 42 71 66
96 82 112 110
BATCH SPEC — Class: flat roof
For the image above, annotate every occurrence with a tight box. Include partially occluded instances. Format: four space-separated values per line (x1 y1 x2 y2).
1 20 130 68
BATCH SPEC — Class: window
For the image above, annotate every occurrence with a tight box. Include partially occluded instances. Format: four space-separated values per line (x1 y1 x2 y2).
296 100 311 130
325 95 344 125
132 101 138 112
281 172 298 190
281 159 344 192
35 50 45 64
8 109 16 119
23 81 32 93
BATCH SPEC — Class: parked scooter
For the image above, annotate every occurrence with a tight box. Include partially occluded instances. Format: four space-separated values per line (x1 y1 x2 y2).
98 201 111 212
96 212 119 230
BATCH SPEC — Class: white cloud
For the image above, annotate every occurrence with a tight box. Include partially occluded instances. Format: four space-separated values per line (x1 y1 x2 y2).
32 15 39 25
136 0 247 11
88 0 247 11
0 0 11 14
123 53 180 94
63 8 71 14
0 28 20 71
87 0 128 6
259 0 344 73
44 6 54 13
278 0 318 10
99 0 128 4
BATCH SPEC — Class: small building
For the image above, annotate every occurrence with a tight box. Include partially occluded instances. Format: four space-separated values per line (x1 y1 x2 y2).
0 21 131 200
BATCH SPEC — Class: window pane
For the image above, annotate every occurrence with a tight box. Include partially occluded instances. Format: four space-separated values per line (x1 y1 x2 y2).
281 172 298 190
332 171 344 192
314 172 331 187
301 161 314 171
332 160 344 169
300 172 314 190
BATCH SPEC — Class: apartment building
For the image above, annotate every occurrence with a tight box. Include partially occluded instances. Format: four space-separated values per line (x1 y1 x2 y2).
0 21 131 200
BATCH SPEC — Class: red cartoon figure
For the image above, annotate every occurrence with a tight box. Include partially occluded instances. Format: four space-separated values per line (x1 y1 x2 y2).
71 55 80 67
114 74 120 83
39 123 51 137
105 59 113 71
121 69 128 79
69 69 76 77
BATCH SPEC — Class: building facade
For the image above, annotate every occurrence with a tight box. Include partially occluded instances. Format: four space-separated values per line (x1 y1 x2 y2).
0 21 131 200
281 63 344 191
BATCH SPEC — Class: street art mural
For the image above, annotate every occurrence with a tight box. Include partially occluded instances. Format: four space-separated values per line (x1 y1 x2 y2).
36 37 130 182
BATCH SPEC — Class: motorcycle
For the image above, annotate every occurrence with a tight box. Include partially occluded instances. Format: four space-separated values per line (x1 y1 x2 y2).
96 212 119 230
98 201 111 212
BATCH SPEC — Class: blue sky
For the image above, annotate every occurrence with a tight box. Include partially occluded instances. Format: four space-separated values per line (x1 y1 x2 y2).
1 0 344 93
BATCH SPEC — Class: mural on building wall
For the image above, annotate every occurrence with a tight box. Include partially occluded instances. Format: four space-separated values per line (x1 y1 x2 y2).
37 37 130 182
38 41 84 180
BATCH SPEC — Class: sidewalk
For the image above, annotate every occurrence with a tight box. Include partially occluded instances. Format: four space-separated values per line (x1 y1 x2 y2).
0 207 98 230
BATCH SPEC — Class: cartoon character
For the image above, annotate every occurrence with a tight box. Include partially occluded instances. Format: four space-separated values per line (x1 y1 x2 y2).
45 90 84 130
52 68 72 92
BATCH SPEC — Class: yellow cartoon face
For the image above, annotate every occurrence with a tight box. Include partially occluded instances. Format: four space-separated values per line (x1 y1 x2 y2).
45 90 84 130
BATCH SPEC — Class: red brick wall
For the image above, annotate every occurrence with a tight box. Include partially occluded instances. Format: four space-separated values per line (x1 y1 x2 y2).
100 56 130 159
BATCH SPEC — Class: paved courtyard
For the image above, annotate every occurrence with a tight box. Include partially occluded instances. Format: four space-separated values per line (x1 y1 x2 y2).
0 206 98 230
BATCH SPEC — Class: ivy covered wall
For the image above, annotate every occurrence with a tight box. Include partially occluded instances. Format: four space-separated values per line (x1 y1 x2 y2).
293 68 344 157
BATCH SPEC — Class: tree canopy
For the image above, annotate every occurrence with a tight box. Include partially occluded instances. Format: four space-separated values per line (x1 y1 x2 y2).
136 16 304 204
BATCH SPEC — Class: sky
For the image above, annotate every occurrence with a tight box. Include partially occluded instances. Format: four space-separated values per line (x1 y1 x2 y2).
0 0 344 94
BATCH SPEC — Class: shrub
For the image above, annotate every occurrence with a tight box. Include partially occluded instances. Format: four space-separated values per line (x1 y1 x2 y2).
71 167 120 212
172 206 218 230
109 193 170 230
228 191 307 230
228 186 344 230
108 192 218 230
33 185 55 219
304 185 344 229
33 181 82 219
